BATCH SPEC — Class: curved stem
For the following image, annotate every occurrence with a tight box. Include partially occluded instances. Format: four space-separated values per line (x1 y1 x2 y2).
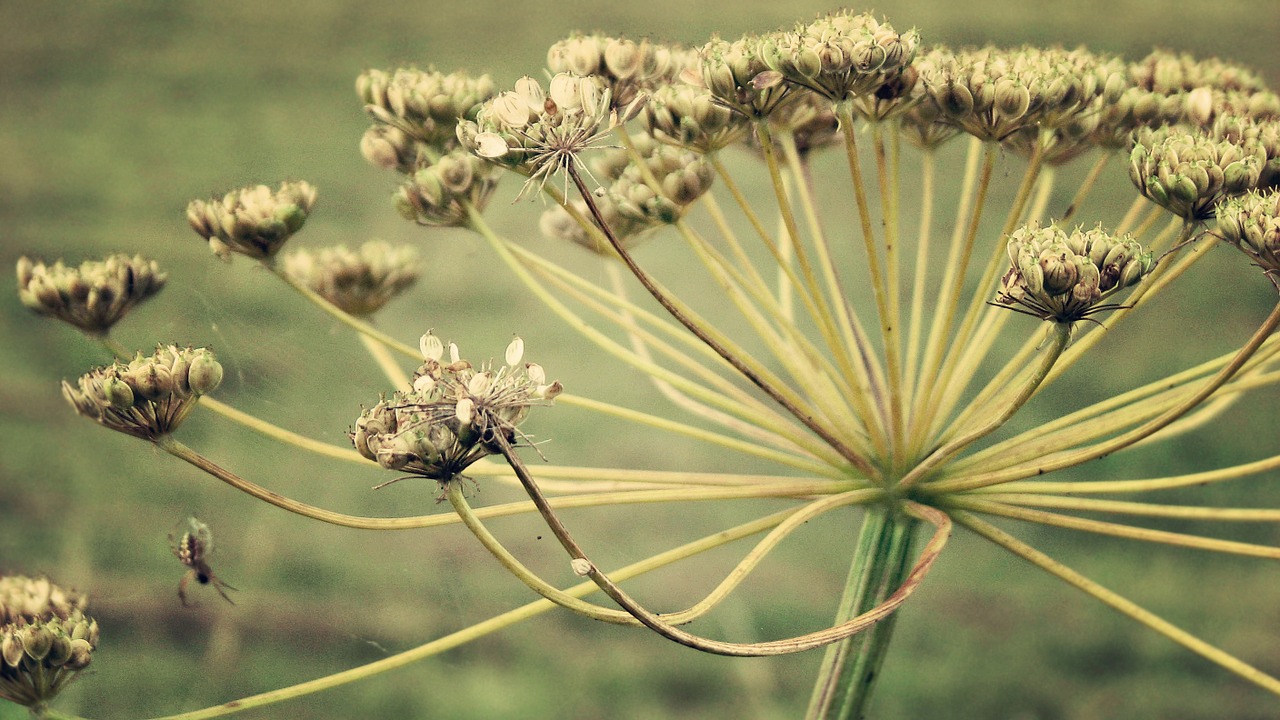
930 299 1280 492
498 431 950 656
157 435 452 530
132 510 796 720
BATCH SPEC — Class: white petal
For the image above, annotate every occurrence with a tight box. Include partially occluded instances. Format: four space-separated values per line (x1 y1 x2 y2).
455 397 475 425
420 332 444 361
475 132 510 159
505 336 525 366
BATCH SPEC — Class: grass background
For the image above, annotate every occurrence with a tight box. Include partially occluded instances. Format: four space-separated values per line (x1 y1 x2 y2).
2 1 1279 718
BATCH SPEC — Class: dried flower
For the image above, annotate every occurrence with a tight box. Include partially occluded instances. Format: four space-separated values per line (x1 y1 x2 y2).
547 34 690 110
16 254 166 335
1216 187 1280 279
995 221 1152 323
187 181 317 261
0 575 98 709
63 345 222 440
282 241 420 316
352 334 561 484
457 74 622 196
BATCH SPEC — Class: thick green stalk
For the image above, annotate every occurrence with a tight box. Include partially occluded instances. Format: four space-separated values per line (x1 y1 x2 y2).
806 507 918 719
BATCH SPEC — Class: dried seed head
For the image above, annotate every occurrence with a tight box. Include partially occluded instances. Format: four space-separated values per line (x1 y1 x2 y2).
0 575 98 708
187 181 317 261
63 345 222 440
16 253 167 335
352 334 561 484
283 241 421 316
995 222 1152 323
745 90 841 156
1129 126 1266 221
1216 187 1280 279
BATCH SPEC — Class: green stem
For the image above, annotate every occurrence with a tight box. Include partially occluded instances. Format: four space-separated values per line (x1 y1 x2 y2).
133 510 795 720
565 162 878 479
264 260 420 360
806 507 918 719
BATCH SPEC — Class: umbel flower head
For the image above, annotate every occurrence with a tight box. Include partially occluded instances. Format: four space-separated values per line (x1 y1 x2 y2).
16 254 166 335
995 221 1152 323
539 133 715 252
456 74 624 196
393 150 500 227
186 181 317 261
547 33 692 110
1129 126 1265 221
0 575 98 709
1217 187 1280 280
352 334 562 484
761 10 920 107
63 345 223 441
357 67 497 152
282 241 421 316
644 82 748 154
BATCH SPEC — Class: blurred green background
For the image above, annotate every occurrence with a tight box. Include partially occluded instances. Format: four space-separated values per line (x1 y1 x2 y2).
2 1 1279 718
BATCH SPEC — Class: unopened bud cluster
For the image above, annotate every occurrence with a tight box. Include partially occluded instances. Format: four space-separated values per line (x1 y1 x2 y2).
283 241 420 316
1129 126 1266 221
1216 188 1280 277
352 335 562 482
187 181 317 261
540 133 714 252
394 150 499 227
63 345 223 440
996 222 1152 323
761 11 920 112
1 576 98 709
358 68 497 152
16 254 166 335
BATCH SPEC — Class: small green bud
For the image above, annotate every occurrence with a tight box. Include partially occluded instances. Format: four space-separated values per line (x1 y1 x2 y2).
187 351 223 395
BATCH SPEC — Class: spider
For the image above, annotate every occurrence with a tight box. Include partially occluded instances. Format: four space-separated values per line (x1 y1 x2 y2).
169 516 237 607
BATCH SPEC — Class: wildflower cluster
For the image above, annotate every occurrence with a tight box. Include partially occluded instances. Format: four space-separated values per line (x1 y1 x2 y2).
16 253 166 335
1 576 98 709
539 132 714 251
282 241 421 316
352 335 561 483
995 222 1152 322
62 345 223 440
1217 187 1280 278
186 181 318 261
